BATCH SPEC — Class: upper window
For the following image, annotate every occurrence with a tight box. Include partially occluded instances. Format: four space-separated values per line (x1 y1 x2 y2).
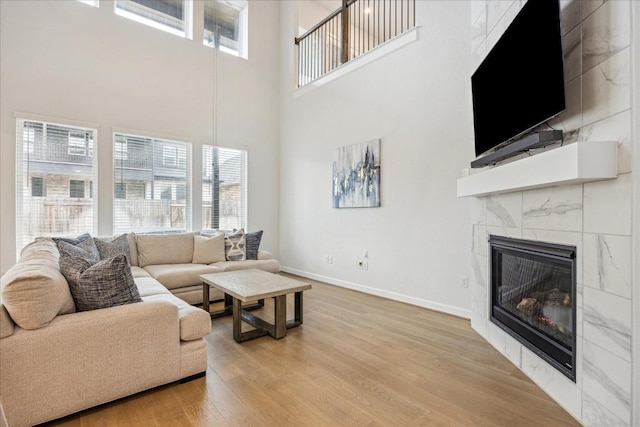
204 0 248 58
15 118 97 254
115 0 192 39
113 132 191 234
202 145 247 232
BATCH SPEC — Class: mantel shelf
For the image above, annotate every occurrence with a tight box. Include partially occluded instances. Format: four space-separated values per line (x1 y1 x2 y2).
457 141 618 198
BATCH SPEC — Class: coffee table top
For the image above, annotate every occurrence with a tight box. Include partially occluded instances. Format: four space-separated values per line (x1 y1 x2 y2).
200 269 311 302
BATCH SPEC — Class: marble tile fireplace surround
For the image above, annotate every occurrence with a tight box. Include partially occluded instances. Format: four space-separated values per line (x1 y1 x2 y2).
468 1 635 425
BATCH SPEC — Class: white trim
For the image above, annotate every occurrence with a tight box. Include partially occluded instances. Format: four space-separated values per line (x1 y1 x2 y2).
293 26 420 98
281 266 472 319
630 1 640 425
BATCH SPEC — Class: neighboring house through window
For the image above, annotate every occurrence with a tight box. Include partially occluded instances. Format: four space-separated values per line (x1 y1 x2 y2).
113 132 191 234
15 118 97 254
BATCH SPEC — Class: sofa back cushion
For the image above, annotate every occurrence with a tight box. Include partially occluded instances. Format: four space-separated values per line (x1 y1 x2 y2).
0 237 76 330
136 232 198 267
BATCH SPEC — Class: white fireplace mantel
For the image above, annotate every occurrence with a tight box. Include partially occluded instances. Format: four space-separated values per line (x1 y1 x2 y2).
457 141 618 198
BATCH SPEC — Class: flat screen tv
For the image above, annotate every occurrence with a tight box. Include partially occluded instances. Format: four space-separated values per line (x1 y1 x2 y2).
471 0 566 160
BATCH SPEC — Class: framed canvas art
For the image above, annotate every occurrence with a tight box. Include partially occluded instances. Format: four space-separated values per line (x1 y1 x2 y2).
332 139 380 208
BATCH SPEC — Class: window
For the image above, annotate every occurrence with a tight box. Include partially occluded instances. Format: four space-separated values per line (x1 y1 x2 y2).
162 145 178 167
115 0 191 38
70 180 86 198
31 177 44 197
68 131 91 157
204 0 248 58
16 118 97 254
202 145 247 232
114 132 191 234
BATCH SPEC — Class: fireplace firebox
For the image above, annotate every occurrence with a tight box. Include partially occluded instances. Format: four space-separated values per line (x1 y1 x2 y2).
489 235 576 381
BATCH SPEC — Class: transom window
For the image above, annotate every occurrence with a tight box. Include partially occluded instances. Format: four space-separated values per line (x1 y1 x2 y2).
115 0 192 39
204 0 248 58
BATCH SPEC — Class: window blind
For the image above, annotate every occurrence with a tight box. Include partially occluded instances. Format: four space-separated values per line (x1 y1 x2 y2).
202 145 247 232
15 118 97 255
113 132 191 234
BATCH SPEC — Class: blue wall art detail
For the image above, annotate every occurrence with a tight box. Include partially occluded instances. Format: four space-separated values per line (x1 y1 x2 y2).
332 139 381 208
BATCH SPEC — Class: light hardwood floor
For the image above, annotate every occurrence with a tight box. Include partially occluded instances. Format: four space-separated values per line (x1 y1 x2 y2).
50 274 580 426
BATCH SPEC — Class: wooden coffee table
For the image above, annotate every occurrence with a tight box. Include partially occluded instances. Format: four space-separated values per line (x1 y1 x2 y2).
200 269 312 343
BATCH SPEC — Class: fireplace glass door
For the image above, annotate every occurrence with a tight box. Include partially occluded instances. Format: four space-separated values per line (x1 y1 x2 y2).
489 235 576 381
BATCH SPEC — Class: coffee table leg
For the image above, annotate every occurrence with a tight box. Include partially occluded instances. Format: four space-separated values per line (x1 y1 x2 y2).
202 284 210 314
294 291 303 323
274 295 287 339
233 297 242 343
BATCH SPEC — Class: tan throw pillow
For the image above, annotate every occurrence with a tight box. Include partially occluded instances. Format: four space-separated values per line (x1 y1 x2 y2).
192 234 226 264
224 229 246 261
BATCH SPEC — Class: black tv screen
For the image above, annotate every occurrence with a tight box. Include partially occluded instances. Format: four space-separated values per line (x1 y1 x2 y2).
472 0 566 158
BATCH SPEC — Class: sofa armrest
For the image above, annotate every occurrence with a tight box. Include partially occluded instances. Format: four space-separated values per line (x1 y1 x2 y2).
257 250 274 260
0 300 182 427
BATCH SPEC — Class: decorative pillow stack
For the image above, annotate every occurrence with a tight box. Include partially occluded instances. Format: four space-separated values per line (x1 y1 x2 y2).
56 234 142 312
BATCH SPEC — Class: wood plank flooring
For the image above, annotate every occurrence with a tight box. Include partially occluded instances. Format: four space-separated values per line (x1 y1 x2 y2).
50 274 580 426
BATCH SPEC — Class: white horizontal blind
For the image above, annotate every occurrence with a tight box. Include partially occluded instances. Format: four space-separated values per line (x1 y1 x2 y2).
202 145 247 232
116 0 187 37
15 118 97 255
113 132 191 234
203 0 248 58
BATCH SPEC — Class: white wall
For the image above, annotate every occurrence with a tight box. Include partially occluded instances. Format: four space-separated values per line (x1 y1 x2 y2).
0 0 281 273
279 1 474 316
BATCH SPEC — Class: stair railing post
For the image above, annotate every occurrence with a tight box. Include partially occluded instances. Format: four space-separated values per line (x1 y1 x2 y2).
342 0 349 64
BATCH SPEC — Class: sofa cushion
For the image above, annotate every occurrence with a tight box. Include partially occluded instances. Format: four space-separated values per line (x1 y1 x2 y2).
136 232 198 267
56 235 100 261
192 233 225 264
94 234 131 265
225 229 246 261
134 277 172 298
245 230 263 260
142 293 211 341
143 263 223 290
0 238 76 330
127 232 139 266
215 259 281 274
59 255 143 312
130 266 151 278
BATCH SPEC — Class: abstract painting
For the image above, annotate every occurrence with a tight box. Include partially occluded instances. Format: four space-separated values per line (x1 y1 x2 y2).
332 139 381 208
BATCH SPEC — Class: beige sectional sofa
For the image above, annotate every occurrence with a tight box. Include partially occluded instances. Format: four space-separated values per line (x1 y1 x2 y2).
0 231 280 427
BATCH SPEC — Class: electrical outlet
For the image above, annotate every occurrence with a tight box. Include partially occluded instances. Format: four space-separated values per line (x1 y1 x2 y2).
358 261 368 270
461 276 469 288
324 255 333 264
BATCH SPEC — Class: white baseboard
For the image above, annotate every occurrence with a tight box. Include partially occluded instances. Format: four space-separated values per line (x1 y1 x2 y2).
280 266 471 320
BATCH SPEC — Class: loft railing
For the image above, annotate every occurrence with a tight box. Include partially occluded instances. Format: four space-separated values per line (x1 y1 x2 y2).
295 0 415 87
